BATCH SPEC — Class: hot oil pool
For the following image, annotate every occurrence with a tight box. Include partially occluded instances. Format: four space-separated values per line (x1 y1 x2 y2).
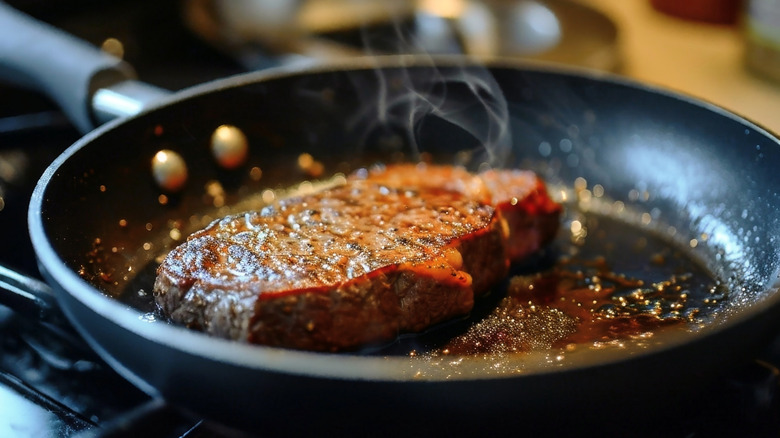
384 180 731 377
101 172 727 375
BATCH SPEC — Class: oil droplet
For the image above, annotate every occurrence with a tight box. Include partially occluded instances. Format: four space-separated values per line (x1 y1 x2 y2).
100 37 124 58
332 173 347 186
262 189 276 204
298 153 313 169
297 153 324 177
205 180 226 207
152 149 187 192
211 125 249 169
250 166 263 181
298 181 314 195
119 219 127 227
158 194 169 205
206 181 224 197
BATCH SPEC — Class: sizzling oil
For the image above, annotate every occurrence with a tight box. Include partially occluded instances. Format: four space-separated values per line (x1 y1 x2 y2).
438 255 700 356
380 210 724 358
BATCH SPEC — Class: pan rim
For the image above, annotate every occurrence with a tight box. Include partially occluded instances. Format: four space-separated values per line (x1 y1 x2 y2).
26 55 780 383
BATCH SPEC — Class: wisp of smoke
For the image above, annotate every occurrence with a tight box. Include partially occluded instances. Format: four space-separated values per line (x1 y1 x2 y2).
346 58 513 169
334 4 513 169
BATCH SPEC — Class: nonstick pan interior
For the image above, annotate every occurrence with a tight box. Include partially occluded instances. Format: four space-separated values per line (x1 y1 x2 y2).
29 59 780 430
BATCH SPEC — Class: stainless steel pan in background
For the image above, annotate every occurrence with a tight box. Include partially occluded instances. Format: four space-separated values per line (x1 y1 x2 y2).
1 3 780 436
182 0 621 72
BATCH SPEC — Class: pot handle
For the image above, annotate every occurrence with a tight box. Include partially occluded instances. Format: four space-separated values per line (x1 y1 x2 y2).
0 3 168 133
0 264 62 323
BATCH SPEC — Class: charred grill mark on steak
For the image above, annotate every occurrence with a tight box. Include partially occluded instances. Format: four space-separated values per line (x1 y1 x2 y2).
153 164 561 351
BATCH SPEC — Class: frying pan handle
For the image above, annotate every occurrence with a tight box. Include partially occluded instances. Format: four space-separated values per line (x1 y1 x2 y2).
0 3 168 133
0 264 62 323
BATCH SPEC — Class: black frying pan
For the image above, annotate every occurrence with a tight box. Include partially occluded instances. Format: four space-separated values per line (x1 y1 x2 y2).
2 4 780 436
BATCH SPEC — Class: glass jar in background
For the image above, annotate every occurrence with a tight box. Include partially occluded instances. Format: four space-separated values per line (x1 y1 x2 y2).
745 0 780 83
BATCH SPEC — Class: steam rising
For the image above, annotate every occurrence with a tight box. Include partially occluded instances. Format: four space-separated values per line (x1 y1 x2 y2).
330 5 513 168
352 58 513 168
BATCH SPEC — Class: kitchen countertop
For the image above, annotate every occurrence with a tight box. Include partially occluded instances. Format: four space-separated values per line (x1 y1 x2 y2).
581 0 780 134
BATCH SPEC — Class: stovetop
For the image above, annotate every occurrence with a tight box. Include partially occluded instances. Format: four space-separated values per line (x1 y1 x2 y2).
0 2 248 436
2 1 780 437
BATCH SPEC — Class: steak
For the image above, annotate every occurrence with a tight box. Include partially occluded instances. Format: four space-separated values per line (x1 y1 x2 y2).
153 164 561 351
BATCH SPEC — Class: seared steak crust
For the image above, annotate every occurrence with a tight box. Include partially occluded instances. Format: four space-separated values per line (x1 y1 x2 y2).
154 164 560 351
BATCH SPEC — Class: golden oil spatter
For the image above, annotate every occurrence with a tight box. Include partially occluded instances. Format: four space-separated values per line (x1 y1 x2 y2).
152 149 187 192
100 37 124 59
211 125 248 169
297 153 324 177
205 180 226 207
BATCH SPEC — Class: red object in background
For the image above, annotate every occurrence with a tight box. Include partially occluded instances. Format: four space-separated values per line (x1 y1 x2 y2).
650 0 742 24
